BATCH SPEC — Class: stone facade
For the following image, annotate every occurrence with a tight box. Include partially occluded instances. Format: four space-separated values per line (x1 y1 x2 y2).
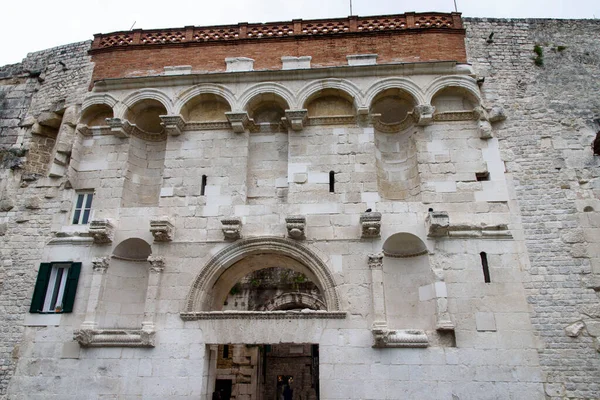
0 12 598 400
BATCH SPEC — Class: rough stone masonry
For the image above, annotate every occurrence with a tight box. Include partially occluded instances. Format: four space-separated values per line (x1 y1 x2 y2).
0 11 598 400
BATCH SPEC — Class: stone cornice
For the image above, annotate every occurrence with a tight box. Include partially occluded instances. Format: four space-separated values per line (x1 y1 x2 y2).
91 61 468 92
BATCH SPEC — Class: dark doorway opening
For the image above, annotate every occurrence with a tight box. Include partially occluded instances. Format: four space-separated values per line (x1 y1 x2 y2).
209 343 319 400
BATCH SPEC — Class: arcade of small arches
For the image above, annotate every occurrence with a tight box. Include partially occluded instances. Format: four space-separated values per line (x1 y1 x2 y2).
78 76 486 139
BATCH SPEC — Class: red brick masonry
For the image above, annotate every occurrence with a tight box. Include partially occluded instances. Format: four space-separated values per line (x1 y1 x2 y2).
89 12 466 82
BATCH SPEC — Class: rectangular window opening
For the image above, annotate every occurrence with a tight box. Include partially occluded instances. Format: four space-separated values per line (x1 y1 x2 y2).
72 191 94 225
480 252 491 283
30 262 81 314
476 172 490 181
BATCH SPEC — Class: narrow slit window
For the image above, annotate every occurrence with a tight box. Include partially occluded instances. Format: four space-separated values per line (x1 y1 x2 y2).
201 175 207 196
480 252 491 283
476 172 490 181
223 344 229 359
329 171 335 193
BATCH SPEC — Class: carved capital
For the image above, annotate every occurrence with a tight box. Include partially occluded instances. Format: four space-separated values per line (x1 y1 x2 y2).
414 105 435 126
221 218 242 241
426 211 450 237
225 112 250 133
360 212 381 238
150 218 174 242
105 118 133 138
284 109 308 131
285 215 306 240
160 115 186 136
147 256 165 273
92 257 110 273
88 219 114 245
368 253 384 269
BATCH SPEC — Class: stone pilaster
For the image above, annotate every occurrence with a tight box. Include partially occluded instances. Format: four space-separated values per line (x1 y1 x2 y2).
80 257 110 330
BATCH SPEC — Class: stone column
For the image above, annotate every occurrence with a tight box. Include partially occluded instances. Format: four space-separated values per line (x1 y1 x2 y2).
368 253 388 330
81 257 110 329
142 256 165 331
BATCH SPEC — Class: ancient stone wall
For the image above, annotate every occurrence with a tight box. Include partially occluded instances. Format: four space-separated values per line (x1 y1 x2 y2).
0 41 92 398
464 18 600 399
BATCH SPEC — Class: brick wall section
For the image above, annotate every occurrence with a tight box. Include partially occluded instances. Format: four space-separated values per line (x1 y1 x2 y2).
465 18 600 399
0 41 93 398
90 31 466 81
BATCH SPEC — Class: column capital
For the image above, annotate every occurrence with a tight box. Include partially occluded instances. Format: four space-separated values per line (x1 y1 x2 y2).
368 253 384 269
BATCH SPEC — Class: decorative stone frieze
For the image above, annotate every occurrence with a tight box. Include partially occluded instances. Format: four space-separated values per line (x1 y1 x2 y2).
372 327 429 348
147 256 165 273
427 211 511 238
105 117 133 138
160 115 186 136
285 215 306 240
150 218 174 242
426 210 450 237
225 112 250 133
360 212 382 238
221 218 242 241
284 110 308 131
367 253 384 269
91 257 110 273
88 219 115 244
180 310 346 321
73 329 155 348
414 105 435 126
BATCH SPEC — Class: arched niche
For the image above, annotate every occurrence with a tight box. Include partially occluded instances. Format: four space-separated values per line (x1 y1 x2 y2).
80 104 113 127
185 237 340 313
304 88 355 117
125 99 167 133
370 88 417 124
245 93 289 124
97 238 151 329
180 93 231 122
382 233 436 330
431 86 479 113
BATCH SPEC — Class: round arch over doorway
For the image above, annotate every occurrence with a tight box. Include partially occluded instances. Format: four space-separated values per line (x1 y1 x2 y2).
183 237 342 313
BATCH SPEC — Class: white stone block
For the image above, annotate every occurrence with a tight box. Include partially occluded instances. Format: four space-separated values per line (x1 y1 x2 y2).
308 172 330 184
160 187 174 197
299 203 340 215
434 281 448 298
293 173 307 184
331 255 343 273
475 181 509 202
361 192 381 203
419 284 435 301
476 312 497 332
23 313 62 326
77 160 108 172
275 178 288 188
434 181 457 193
61 341 80 359
281 56 312 70
204 185 221 196
225 57 254 72
347 54 378 66
164 65 192 75
288 163 309 182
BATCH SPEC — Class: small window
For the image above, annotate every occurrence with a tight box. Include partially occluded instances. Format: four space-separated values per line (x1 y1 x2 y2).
480 252 491 283
72 191 94 225
329 171 335 193
30 262 81 313
201 175 207 196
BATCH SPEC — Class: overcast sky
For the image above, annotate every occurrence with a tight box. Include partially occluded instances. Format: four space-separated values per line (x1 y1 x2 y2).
1 0 599 67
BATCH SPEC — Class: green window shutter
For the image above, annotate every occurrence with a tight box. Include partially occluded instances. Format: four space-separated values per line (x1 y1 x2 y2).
61 262 81 313
30 263 52 313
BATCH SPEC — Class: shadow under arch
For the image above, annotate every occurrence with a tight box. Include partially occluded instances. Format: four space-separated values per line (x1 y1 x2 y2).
423 75 482 106
184 237 341 312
